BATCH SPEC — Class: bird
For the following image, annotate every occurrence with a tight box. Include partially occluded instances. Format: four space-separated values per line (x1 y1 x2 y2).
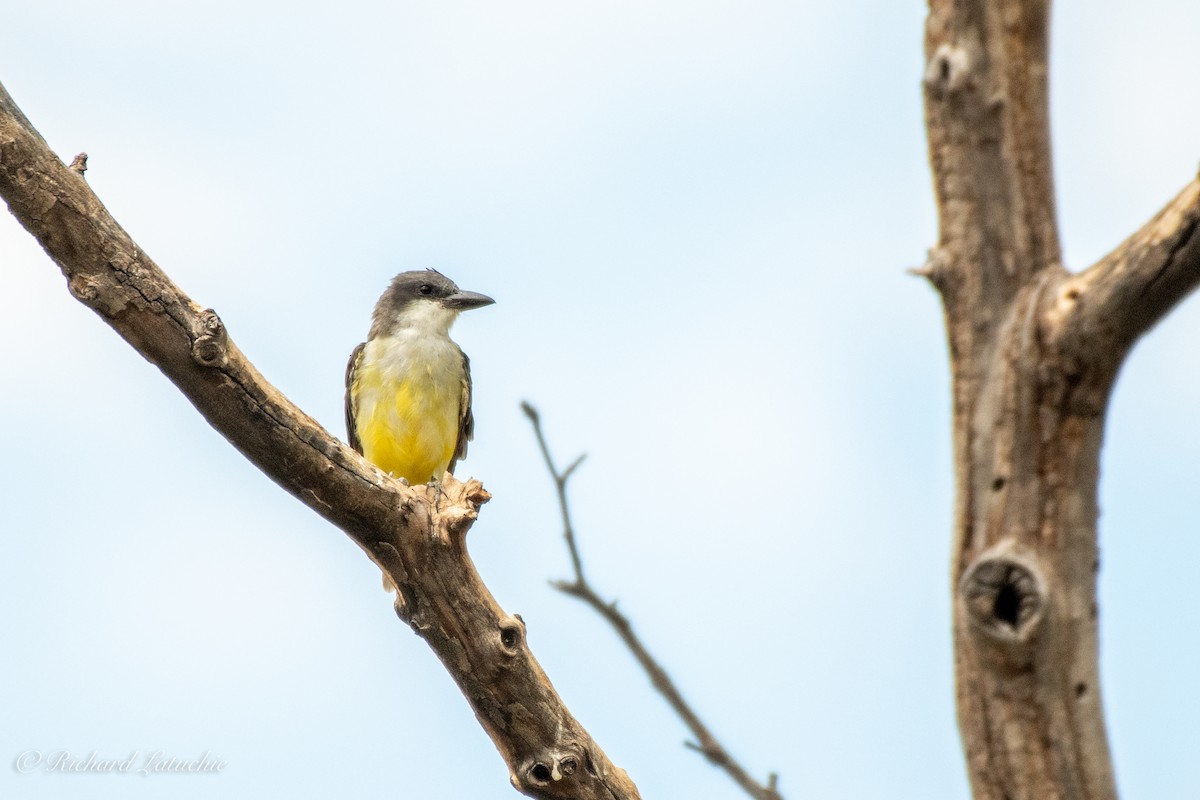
344 269 494 486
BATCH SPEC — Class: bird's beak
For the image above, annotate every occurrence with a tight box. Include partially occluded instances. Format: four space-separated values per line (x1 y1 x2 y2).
442 290 495 311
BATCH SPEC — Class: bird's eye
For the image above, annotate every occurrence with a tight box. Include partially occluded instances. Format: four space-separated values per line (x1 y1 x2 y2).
418 284 433 296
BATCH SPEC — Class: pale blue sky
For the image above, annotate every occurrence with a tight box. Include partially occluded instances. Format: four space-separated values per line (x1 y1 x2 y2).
2 2 1199 798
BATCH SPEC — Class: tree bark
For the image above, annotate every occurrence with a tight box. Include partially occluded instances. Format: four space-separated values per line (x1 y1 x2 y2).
922 1 1200 798
0 79 640 800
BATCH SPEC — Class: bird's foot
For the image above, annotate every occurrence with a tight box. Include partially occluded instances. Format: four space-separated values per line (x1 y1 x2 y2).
427 476 448 513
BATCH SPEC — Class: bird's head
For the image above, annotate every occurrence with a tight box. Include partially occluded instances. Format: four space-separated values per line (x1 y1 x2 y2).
370 269 495 338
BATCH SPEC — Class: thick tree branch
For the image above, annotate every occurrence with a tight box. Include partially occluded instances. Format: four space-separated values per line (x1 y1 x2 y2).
522 403 782 800
920 1 1149 798
923 0 1060 332
0 79 639 800
1059 178 1200 355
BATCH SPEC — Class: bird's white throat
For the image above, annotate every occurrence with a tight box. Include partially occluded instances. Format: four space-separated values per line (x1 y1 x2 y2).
367 299 463 383
387 298 460 338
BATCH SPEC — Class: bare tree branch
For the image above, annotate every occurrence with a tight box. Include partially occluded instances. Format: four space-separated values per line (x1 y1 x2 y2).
522 402 782 800
0 79 640 800
922 1 1123 798
922 0 1060 336
1060 178 1200 354
923 0 1200 797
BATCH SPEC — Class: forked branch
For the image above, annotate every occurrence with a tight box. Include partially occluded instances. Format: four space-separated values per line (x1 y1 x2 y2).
922 0 1200 798
522 402 783 800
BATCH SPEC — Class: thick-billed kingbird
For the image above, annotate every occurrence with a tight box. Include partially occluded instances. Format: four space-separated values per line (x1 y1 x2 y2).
345 269 494 485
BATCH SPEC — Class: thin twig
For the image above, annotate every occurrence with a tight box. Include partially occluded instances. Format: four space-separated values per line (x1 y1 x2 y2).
522 401 784 800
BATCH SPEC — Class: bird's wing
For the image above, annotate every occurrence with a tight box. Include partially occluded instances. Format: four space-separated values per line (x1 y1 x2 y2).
344 342 366 454
449 347 474 475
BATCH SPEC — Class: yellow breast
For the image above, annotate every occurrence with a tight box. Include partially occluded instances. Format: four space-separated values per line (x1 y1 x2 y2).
351 337 462 484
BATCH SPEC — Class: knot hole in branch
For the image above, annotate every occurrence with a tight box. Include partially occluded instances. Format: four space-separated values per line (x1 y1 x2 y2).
961 553 1045 645
498 614 526 659
923 43 973 96
520 750 581 789
191 309 228 368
